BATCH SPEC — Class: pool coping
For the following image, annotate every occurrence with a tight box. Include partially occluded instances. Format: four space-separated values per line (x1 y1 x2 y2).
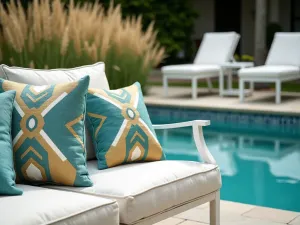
145 101 300 117
144 85 300 117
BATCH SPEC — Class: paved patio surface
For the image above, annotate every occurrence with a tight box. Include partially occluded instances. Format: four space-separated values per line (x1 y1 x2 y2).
144 86 300 115
154 200 300 225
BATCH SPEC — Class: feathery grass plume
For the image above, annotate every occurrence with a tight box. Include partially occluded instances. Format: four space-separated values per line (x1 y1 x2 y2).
32 0 42 43
61 27 69 56
90 43 98 62
41 0 51 41
10 14 24 52
0 0 165 91
28 31 34 52
153 47 166 67
83 41 91 55
9 57 15 65
3 27 19 52
143 52 152 70
51 0 65 38
73 30 82 56
16 1 27 39
29 60 35 68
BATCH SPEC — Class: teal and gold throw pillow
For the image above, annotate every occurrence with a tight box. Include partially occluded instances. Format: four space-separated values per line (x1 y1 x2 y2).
0 90 23 195
87 82 165 169
0 76 92 187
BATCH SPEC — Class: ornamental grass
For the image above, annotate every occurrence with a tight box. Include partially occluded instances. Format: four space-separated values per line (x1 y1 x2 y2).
0 0 165 90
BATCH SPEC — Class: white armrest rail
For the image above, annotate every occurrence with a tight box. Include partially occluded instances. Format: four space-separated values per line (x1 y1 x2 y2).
153 120 217 165
152 120 210 129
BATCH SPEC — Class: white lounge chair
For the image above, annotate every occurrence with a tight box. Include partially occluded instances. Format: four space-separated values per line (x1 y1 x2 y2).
239 32 300 104
161 32 240 99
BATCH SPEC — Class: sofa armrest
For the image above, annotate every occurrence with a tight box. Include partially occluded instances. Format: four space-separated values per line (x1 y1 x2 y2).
153 120 217 165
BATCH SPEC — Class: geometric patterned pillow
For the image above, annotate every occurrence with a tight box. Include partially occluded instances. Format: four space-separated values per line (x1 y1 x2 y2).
0 76 92 187
86 82 165 169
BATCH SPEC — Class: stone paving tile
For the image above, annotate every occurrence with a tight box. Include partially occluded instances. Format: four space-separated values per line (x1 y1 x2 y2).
221 217 287 225
179 220 208 225
289 215 300 225
243 206 300 224
174 200 281 224
154 217 184 225
175 207 245 224
193 200 254 216
174 208 208 223
219 200 255 214
195 202 209 209
174 206 287 225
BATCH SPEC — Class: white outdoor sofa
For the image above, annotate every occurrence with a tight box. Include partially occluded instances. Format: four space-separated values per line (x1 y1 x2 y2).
238 32 300 104
0 63 221 225
161 32 240 99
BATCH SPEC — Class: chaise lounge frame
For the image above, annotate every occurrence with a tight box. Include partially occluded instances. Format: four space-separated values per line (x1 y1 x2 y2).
239 32 300 104
125 120 220 225
162 32 240 99
239 73 300 104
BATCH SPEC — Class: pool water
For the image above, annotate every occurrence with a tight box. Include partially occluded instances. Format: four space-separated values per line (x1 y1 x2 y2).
148 106 300 212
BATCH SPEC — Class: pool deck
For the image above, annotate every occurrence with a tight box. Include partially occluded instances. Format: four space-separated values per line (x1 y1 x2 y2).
155 200 300 225
144 86 300 115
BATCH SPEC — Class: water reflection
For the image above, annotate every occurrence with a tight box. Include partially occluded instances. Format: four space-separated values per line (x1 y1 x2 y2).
156 127 300 212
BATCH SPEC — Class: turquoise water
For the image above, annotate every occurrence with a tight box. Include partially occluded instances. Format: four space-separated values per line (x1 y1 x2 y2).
148 107 300 212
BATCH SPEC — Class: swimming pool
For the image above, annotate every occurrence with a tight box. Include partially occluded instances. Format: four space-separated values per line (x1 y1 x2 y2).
147 106 300 212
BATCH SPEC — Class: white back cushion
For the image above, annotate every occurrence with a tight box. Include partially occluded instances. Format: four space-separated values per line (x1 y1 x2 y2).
0 62 109 160
193 32 240 65
0 62 109 90
266 32 300 66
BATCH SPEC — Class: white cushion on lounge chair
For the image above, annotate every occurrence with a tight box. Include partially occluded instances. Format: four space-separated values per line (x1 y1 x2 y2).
47 160 221 224
266 33 300 66
0 185 119 225
162 64 221 75
239 65 300 79
194 32 240 64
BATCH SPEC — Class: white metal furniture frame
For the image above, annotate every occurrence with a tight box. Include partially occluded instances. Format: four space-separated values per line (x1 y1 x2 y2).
162 32 240 99
219 62 254 97
127 120 220 225
239 33 300 104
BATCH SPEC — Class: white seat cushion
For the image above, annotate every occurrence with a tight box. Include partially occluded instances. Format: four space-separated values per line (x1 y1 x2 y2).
162 64 221 75
239 65 300 79
0 185 119 225
0 63 109 160
47 160 221 224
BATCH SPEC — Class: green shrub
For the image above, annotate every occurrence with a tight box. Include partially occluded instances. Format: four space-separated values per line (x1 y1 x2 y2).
0 0 165 91
266 23 283 50
234 54 254 62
